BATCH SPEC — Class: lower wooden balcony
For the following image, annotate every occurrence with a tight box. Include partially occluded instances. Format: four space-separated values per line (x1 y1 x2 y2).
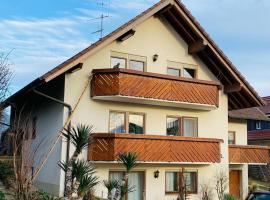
229 145 270 164
88 133 222 164
91 68 221 110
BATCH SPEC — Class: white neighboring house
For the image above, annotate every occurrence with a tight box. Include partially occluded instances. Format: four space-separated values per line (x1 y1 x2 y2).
4 0 270 199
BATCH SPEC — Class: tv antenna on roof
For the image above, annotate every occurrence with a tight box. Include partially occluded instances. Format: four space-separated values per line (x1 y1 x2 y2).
90 0 110 40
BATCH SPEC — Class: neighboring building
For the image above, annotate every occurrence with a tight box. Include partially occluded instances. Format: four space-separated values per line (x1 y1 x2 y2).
3 0 270 199
231 97 270 182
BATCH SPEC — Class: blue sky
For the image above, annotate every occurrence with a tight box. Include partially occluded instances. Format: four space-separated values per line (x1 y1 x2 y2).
0 0 269 97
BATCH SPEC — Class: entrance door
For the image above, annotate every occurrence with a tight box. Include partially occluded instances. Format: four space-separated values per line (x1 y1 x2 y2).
229 170 241 199
109 171 144 200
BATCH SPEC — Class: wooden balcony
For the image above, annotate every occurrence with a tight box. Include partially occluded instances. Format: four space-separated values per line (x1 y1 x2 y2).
88 133 223 163
229 145 270 164
91 68 221 110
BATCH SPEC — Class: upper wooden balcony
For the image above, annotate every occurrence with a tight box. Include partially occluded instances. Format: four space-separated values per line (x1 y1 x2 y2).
229 145 270 164
91 68 221 110
88 133 222 164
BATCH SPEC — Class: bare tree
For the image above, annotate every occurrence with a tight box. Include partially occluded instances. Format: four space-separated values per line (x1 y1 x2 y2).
200 182 214 200
9 105 45 200
0 50 13 107
177 167 190 200
215 170 228 200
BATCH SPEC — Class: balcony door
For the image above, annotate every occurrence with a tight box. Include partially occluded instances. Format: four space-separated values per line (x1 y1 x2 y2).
109 171 145 200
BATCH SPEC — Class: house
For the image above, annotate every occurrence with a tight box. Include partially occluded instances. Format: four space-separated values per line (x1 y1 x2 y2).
230 97 270 183
3 0 270 199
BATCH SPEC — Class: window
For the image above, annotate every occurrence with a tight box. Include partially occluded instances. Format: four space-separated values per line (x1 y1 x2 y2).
165 171 197 193
129 60 144 71
228 131 235 144
109 111 126 133
256 121 262 130
167 61 197 79
183 68 196 78
110 51 146 71
109 111 145 134
129 113 144 134
182 117 198 137
167 68 181 77
167 117 181 136
111 57 126 68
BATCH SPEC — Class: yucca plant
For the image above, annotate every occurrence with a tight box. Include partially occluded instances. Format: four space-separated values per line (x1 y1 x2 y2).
117 152 138 200
104 179 119 199
62 124 93 199
77 175 99 199
223 193 237 200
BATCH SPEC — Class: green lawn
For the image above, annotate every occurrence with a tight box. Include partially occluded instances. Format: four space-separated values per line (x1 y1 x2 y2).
249 178 270 191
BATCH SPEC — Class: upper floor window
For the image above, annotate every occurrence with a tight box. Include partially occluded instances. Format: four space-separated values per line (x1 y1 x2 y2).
109 111 145 134
256 121 262 130
183 68 196 78
167 61 197 79
167 117 181 136
111 57 126 69
228 131 235 144
166 116 198 137
165 171 197 194
167 68 181 77
110 51 146 71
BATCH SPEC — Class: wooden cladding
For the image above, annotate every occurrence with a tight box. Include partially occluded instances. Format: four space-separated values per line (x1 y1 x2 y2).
229 145 270 164
91 68 220 107
88 133 222 163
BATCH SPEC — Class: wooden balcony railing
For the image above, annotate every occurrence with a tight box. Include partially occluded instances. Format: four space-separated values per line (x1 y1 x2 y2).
88 133 223 163
229 145 270 164
91 68 221 110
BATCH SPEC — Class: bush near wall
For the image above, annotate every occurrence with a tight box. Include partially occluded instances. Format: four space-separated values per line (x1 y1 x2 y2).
0 160 14 189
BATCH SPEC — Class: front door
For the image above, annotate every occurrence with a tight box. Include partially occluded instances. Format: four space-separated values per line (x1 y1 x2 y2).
229 170 241 199
109 171 145 200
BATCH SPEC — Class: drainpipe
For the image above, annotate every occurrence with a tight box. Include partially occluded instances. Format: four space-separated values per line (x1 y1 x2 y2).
32 89 72 187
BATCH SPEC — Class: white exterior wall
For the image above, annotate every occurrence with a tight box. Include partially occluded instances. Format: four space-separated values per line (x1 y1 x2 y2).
60 16 231 200
31 78 65 196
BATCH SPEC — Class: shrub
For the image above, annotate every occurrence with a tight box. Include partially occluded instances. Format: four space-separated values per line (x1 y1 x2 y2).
0 191 5 200
223 193 237 200
31 190 63 200
0 161 14 188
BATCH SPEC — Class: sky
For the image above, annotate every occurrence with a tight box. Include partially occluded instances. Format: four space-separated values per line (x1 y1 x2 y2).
0 0 269 97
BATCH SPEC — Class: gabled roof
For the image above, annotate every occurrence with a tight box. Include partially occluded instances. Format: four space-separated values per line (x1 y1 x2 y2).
5 0 265 110
229 107 270 121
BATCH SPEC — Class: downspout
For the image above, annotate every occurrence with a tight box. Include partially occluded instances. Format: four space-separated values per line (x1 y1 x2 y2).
32 89 72 186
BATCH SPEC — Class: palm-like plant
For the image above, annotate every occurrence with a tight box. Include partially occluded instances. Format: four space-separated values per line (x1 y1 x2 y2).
117 152 138 200
62 124 93 199
104 179 119 199
77 175 99 199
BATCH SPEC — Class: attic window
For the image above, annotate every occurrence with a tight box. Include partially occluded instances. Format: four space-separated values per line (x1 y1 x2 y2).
183 68 196 78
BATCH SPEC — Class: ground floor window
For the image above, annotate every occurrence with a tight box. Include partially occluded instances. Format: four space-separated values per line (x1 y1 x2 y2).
109 171 144 200
165 171 197 194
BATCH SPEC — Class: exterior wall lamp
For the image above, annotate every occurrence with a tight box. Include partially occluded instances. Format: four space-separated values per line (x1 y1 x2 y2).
153 54 159 62
154 170 160 179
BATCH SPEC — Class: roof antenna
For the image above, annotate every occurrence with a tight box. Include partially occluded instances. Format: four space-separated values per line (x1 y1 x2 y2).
90 0 110 40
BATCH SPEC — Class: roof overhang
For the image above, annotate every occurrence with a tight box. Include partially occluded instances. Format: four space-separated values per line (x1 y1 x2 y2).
4 0 265 110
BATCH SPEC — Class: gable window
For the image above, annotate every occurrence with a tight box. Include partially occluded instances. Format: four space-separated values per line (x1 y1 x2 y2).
167 61 197 79
183 68 196 78
167 68 181 77
228 131 236 144
256 121 261 130
109 111 145 134
165 171 197 194
129 60 145 71
111 57 126 69
109 111 126 133
110 51 146 71
182 117 198 137
167 117 181 136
